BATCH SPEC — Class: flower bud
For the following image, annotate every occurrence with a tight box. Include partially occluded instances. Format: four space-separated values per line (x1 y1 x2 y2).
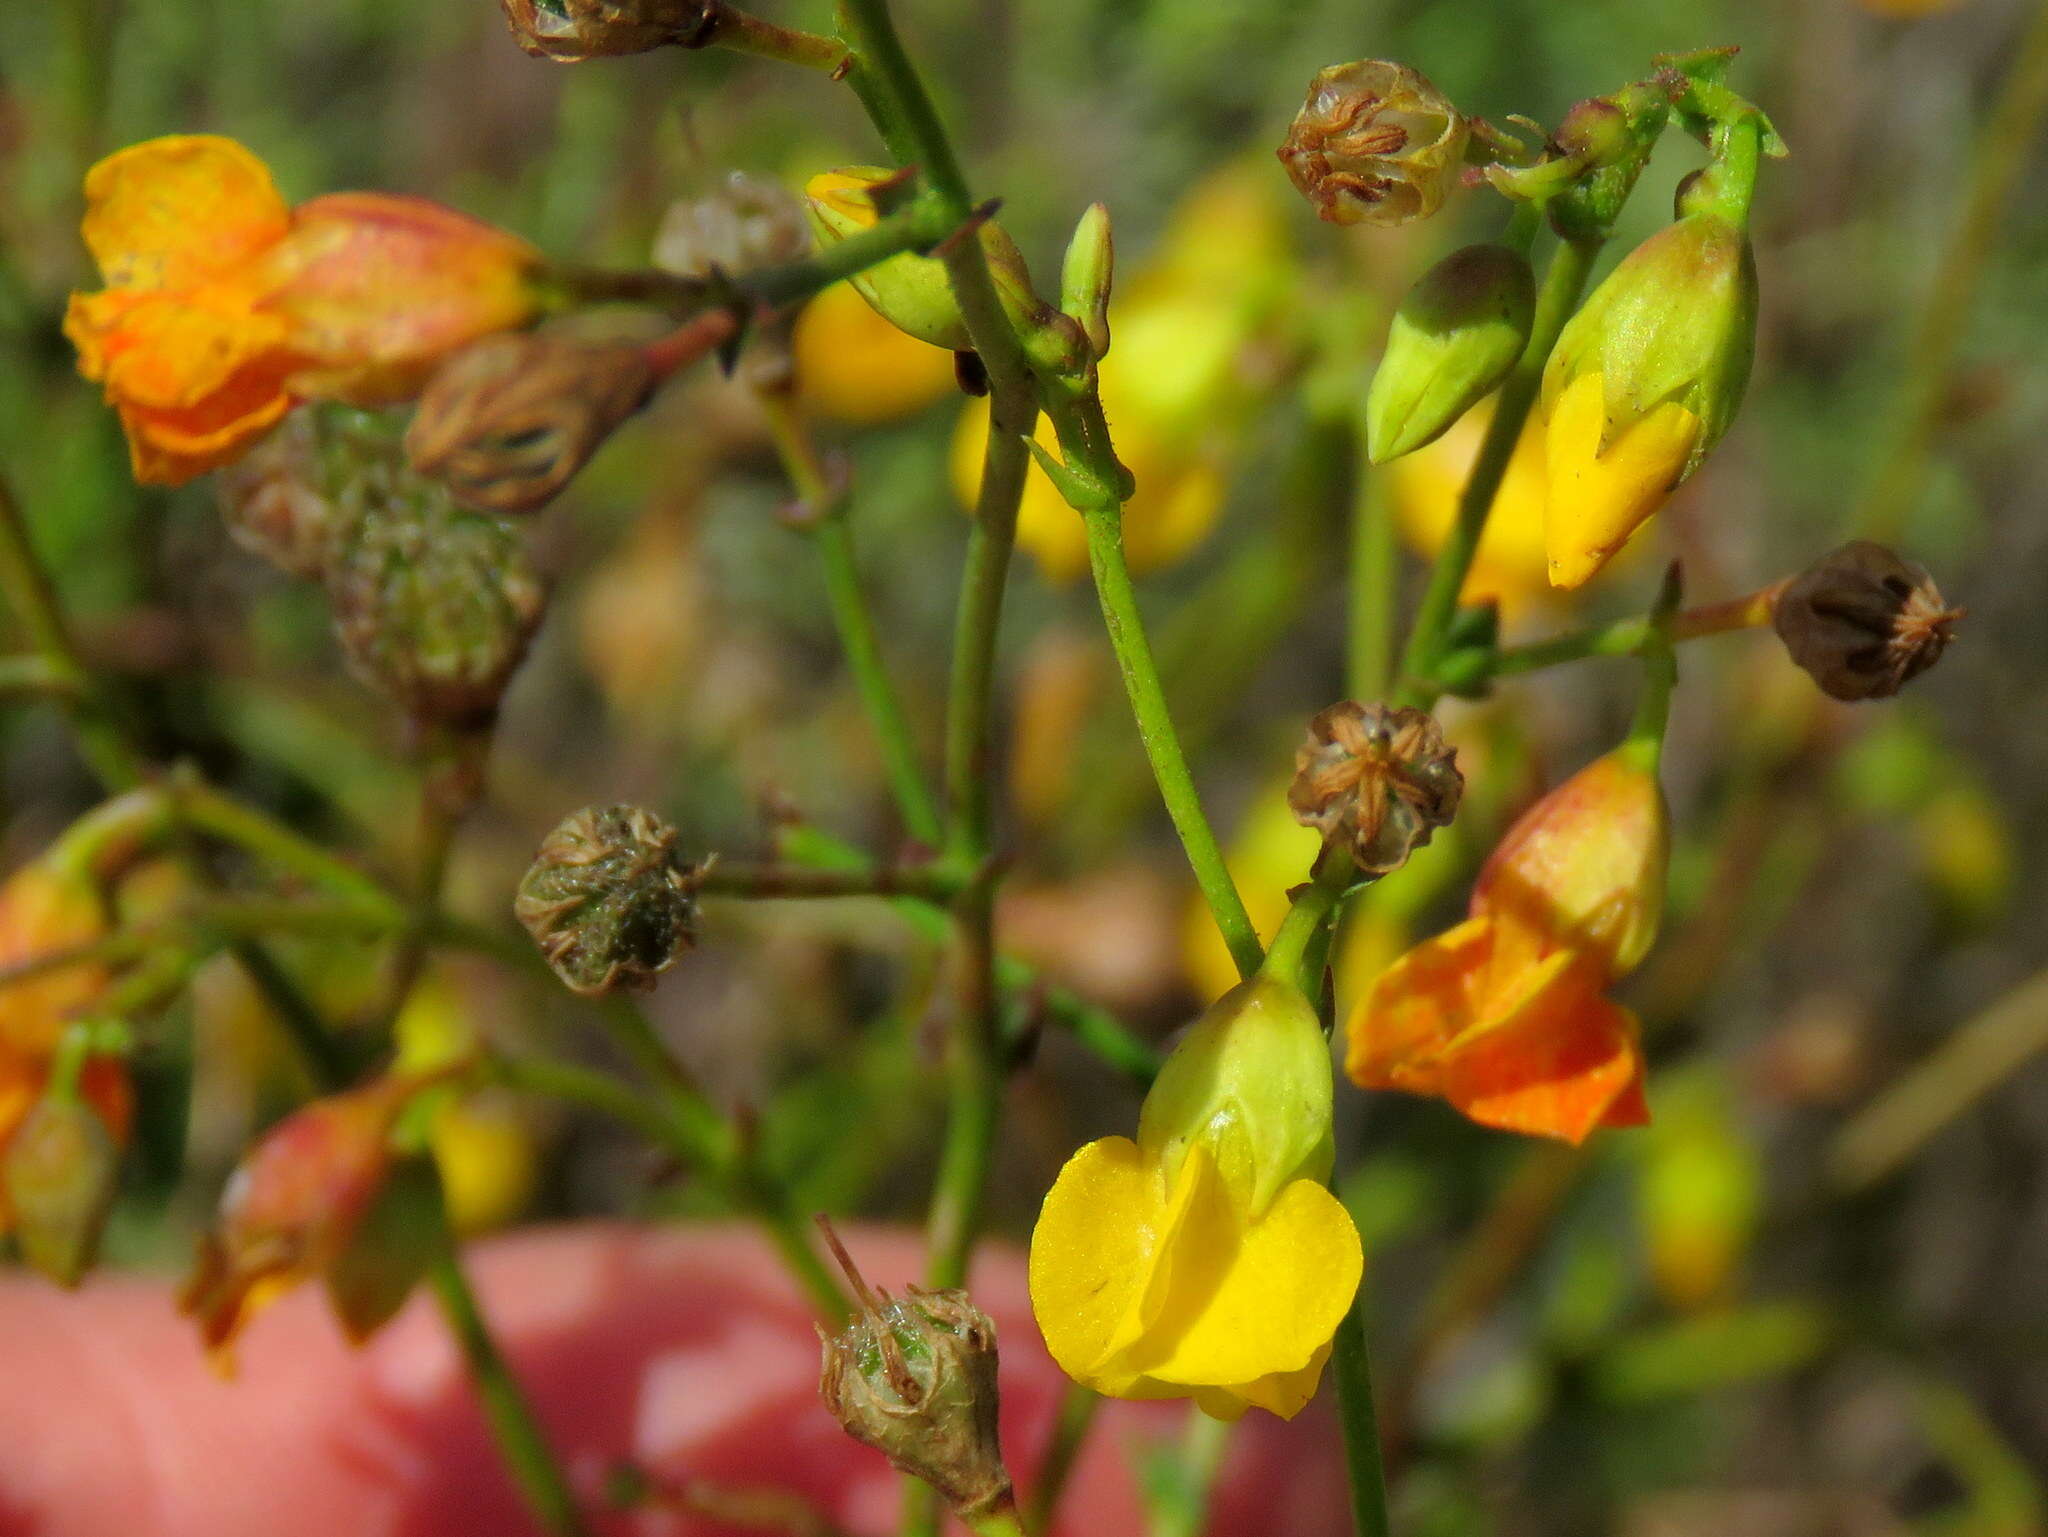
1 1075 124 1286
405 331 658 515
1137 974 1334 1214
215 410 351 579
816 1227 1013 1521
324 432 547 729
1540 210 1758 589
1366 243 1535 463
1277 60 1469 226
1059 202 1114 361
514 805 701 997
180 1075 419 1358
1289 701 1463 877
499 0 718 61
655 172 810 278
1771 541 1961 701
803 168 1041 351
1472 748 1668 979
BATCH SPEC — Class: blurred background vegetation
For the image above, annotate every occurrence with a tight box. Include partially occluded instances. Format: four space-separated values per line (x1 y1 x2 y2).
4 0 2048 1532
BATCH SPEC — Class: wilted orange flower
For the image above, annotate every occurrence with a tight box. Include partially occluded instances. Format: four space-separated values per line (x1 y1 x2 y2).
65 135 544 485
1346 748 1668 1143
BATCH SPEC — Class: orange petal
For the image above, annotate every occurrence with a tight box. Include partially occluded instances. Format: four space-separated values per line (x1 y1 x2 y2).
78 135 288 292
1344 914 1498 1100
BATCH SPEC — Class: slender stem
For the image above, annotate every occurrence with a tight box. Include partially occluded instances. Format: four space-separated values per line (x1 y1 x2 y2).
1394 236 1603 709
1855 0 2048 540
965 1504 1030 1537
943 422 1031 854
426 1244 591 1537
1149 1411 1232 1537
1261 847 1354 994
691 0 849 70
1024 1385 1101 1535
1488 580 1784 679
925 880 1003 1291
172 778 408 919
1076 495 1262 981
757 388 944 846
698 859 961 901
0 653 77 698
1332 1305 1392 1537
492 1053 688 1152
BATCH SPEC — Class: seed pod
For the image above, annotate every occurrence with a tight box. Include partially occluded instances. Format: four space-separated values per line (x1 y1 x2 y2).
1772 541 1961 701
1277 60 1469 226
1 1081 124 1287
1367 243 1535 463
215 411 349 579
816 1225 1013 1522
1289 701 1463 876
514 805 701 997
499 0 718 61
406 331 658 516
324 445 547 729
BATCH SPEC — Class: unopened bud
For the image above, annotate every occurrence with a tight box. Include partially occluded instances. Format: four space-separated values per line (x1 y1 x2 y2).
1277 60 1469 226
816 1222 1013 1521
1772 541 1961 701
1289 701 1463 876
514 805 701 996
216 411 350 580
500 0 718 61
1367 243 1535 463
325 446 547 729
655 172 810 278
406 332 658 515
1 1073 124 1287
1059 203 1114 361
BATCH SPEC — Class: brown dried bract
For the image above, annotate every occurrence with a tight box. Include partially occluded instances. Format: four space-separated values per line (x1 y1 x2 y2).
1277 60 1469 226
1289 701 1463 876
1771 540 1962 702
499 0 717 62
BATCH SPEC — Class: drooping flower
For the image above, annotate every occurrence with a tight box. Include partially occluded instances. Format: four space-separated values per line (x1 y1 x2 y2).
1030 974 1363 1420
66 135 544 485
1346 747 1669 1143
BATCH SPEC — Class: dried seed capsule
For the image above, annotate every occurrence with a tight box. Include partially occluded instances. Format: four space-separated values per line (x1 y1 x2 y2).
514 806 701 997
500 0 717 61
215 411 348 579
405 331 658 516
1772 541 1961 701
1277 60 1469 226
1289 701 1463 876
817 1225 1014 1522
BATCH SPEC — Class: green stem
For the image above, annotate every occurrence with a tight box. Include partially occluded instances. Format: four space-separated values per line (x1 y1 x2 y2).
925 880 1003 1291
1854 0 2048 540
757 389 944 847
698 859 962 901
965 1503 1030 1537
1076 494 1262 981
426 1243 591 1537
692 0 848 70
171 778 409 920
1332 1304 1392 1537
1261 847 1354 996
1487 580 1783 679
1024 1385 1101 1536
1394 236 1603 709
1149 1411 1232 1537
942 421 1031 854
491 1053 687 1152
0 654 78 698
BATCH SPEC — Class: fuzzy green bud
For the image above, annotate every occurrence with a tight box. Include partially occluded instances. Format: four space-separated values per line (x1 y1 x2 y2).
1367 243 1534 462
1 1079 122 1287
1136 974 1334 1217
1059 202 1114 361
514 805 701 997
802 168 1043 352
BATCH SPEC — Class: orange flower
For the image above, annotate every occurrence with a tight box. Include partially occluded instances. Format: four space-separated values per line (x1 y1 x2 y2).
65 135 544 485
1346 748 1667 1143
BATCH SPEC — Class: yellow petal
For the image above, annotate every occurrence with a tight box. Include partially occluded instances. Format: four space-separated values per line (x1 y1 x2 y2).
794 282 955 425
79 135 289 292
1542 371 1700 590
1028 1136 1167 1397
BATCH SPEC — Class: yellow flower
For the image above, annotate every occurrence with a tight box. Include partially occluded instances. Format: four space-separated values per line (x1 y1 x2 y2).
396 972 537 1236
65 135 543 484
1030 975 1362 1419
793 281 957 425
1387 400 1555 615
1539 373 1700 591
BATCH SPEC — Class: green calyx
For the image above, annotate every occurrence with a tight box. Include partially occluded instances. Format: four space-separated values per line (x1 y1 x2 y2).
1136 973 1335 1216
1366 242 1535 463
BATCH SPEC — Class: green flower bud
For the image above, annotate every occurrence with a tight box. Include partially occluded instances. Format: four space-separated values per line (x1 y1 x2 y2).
1 1078 123 1287
803 168 1043 351
816 1225 1013 1522
1059 202 1114 361
514 805 701 997
1366 243 1534 462
1136 974 1334 1216
324 423 547 730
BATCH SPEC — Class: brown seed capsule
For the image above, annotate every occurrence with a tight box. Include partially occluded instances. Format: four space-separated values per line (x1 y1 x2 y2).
815 1221 1013 1522
215 411 348 580
406 332 658 516
514 806 701 997
499 0 718 62
1277 60 1469 227
1771 541 1962 701
1290 701 1464 876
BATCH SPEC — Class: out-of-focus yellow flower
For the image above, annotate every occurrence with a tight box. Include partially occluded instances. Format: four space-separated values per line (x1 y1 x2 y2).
65 135 543 484
1030 974 1361 1420
1347 748 1668 1144
1387 400 1554 615
1915 783 2015 927
396 972 536 1236
793 281 957 424
1635 1068 1761 1311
